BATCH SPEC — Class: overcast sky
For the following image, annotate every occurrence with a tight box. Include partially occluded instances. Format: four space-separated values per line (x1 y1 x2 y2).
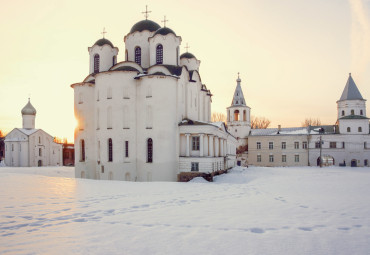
1 0 369 142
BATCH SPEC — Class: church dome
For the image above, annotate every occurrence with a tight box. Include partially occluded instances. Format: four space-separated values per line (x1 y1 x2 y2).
21 99 36 115
153 27 176 36
180 52 196 59
130 20 161 33
93 38 114 48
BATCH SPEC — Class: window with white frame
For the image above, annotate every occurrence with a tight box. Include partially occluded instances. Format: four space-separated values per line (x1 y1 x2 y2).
192 136 200 151
294 155 299 162
191 162 199 171
294 142 299 149
257 142 261 149
257 155 261 162
302 142 307 149
269 142 273 150
269 155 274 162
282 155 286 162
281 142 286 149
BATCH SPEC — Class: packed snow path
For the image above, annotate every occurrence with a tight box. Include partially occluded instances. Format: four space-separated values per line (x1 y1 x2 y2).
0 166 370 254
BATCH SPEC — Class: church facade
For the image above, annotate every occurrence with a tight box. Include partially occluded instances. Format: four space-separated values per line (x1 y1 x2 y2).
230 74 370 167
71 18 237 181
4 99 63 167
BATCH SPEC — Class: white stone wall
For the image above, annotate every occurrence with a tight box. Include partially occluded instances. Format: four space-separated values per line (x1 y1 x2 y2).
180 58 200 72
22 115 35 129
338 119 369 135
149 34 181 66
337 100 366 119
89 45 118 73
124 31 154 68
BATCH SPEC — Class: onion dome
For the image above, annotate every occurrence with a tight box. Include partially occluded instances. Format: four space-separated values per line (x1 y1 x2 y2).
21 99 36 115
180 52 196 59
93 38 114 48
153 27 176 36
130 20 161 33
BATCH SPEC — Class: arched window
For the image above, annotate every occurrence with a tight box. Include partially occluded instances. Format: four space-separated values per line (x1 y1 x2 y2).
176 46 179 65
108 138 113 162
80 139 85 161
347 127 351 132
342 110 345 116
351 109 354 115
234 110 239 121
94 54 100 73
125 50 128 61
156 44 163 64
147 138 153 163
135 47 141 65
358 127 362 132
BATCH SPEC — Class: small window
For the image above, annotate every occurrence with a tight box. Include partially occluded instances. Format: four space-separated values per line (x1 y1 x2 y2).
101 165 104 173
302 142 308 149
330 142 336 148
80 139 85 162
365 159 368 166
108 138 113 162
11 144 14 151
294 155 299 162
257 155 261 162
282 155 286 162
351 109 354 115
343 142 345 148
234 110 239 121
94 54 100 73
269 155 274 162
281 142 286 149
358 127 362 132
125 141 129 158
294 142 299 149
342 110 345 116
364 142 367 149
257 142 261 149
347 127 351 132
39 148 42 156
39 137 41 143
156 44 163 64
147 138 153 163
315 141 320 149
135 47 141 66
269 142 273 150
191 162 199 171
192 136 200 151
360 110 363 115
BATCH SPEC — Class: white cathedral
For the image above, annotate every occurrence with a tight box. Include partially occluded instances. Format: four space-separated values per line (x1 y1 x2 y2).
72 17 237 181
4 99 63 167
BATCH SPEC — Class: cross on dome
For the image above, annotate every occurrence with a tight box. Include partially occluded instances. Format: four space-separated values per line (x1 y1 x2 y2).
185 43 190 52
161 15 169 27
101 27 107 38
142 5 152 20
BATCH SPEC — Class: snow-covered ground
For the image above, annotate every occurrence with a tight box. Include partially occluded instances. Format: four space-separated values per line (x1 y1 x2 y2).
1 166 370 255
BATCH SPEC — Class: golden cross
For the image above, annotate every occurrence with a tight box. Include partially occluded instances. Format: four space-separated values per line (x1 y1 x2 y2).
101 27 107 38
185 43 190 52
142 5 151 20
161 15 169 27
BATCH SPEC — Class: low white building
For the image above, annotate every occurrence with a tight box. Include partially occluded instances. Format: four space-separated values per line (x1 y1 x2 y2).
4 99 62 167
71 17 237 181
246 74 370 167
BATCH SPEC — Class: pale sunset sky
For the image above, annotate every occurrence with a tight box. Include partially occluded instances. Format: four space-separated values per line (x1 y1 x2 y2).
1 0 370 142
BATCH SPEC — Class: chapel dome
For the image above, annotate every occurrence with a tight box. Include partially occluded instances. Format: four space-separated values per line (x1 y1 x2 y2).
180 52 196 59
21 99 37 115
130 20 161 34
153 27 176 36
93 38 114 48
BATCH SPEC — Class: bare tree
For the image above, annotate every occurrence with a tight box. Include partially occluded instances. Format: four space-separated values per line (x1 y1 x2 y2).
301 118 321 127
211 112 226 122
251 116 271 129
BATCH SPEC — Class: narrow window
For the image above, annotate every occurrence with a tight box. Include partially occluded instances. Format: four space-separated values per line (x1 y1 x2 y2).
176 47 179 65
358 127 362 132
295 155 299 162
94 54 100 73
123 106 129 129
294 142 299 149
147 138 153 163
257 155 261 162
365 159 368 166
281 142 286 149
192 136 200 151
234 110 239 121
135 47 141 66
125 50 128 61
97 108 100 129
107 87 112 99
107 107 112 129
360 110 363 115
282 155 287 162
80 139 85 162
351 109 354 115
11 144 14 151
257 142 261 149
341 110 345 116
97 90 100 101
343 142 345 148
78 92 83 104
108 138 113 162
156 44 163 64
39 137 41 143
125 141 129 158
113 56 117 66
302 142 307 149
347 127 351 132
269 142 273 150
191 162 199 171
364 142 367 149
243 110 246 121
269 155 274 162
39 148 42 156
315 141 320 149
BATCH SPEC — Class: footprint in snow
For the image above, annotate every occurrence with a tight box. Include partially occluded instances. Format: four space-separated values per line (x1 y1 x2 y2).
298 227 312 231
250 228 265 234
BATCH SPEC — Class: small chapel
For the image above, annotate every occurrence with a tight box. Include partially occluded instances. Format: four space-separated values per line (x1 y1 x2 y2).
72 9 237 181
4 99 63 167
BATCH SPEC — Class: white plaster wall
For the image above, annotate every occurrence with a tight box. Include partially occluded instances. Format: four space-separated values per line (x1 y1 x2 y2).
337 100 366 119
149 34 181 66
125 31 154 68
338 119 369 135
89 45 118 73
180 58 200 71
22 115 35 129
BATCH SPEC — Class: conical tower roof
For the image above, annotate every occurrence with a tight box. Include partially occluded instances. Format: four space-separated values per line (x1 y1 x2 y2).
231 74 246 106
339 73 364 101
21 98 37 115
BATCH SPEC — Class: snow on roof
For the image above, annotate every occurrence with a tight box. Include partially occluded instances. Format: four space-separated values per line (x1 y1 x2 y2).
250 127 309 136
